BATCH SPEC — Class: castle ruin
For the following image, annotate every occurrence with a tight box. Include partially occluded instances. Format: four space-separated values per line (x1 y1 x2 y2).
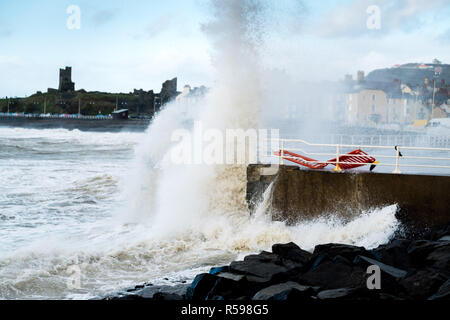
160 77 178 105
58 67 75 92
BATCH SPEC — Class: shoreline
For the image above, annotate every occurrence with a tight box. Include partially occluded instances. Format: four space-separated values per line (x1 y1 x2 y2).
0 117 150 132
0 117 431 135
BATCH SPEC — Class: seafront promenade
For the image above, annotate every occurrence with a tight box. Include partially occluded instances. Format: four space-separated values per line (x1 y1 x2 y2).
0 113 150 132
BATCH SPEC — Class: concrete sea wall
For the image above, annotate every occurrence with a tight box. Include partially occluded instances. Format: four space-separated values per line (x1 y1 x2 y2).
247 164 450 229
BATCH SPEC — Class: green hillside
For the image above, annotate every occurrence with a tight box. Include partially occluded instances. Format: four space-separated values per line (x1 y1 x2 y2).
365 63 450 87
0 91 145 116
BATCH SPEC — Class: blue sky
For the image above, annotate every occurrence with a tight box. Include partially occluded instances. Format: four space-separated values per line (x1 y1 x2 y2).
1 0 450 97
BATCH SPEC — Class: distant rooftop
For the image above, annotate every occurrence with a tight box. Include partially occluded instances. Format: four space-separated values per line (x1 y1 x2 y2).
112 109 128 114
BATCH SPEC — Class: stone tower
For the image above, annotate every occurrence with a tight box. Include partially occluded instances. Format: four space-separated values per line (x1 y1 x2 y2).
160 77 178 105
357 70 365 83
58 67 75 92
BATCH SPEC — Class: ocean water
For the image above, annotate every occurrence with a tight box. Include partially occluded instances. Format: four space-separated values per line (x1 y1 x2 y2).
0 126 401 300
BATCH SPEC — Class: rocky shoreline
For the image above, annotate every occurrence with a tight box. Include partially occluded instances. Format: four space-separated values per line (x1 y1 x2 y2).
102 223 449 301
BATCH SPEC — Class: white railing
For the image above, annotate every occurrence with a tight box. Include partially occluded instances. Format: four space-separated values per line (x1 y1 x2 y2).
267 138 450 175
0 112 113 120
285 134 450 148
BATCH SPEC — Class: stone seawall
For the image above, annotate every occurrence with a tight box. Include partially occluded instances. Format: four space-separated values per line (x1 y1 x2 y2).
247 164 450 229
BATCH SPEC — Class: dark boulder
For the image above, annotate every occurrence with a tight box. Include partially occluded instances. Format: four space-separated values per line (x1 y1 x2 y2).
205 274 248 300
353 255 407 295
134 286 164 299
252 281 315 300
425 243 450 274
186 273 220 300
308 253 332 270
271 242 312 265
216 272 269 297
311 243 373 264
374 239 413 270
229 259 288 281
297 256 367 290
187 272 250 300
317 288 372 300
232 249 309 286
429 279 450 300
407 240 448 267
353 256 408 279
243 274 278 294
111 294 144 300
209 266 229 275
244 251 282 265
133 284 189 299
102 283 189 300
214 272 246 282
152 292 184 300
399 268 447 299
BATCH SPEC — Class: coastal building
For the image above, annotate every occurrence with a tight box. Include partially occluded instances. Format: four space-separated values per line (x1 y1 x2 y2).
345 88 432 126
346 89 388 125
175 85 208 105
111 109 129 120
341 64 450 126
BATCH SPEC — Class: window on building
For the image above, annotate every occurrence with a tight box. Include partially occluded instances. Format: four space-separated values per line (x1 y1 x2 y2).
372 94 376 101
372 104 375 112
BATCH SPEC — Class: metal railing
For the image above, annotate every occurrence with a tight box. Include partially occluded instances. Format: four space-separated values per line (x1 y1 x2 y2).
0 112 112 120
268 138 450 175
285 134 450 148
